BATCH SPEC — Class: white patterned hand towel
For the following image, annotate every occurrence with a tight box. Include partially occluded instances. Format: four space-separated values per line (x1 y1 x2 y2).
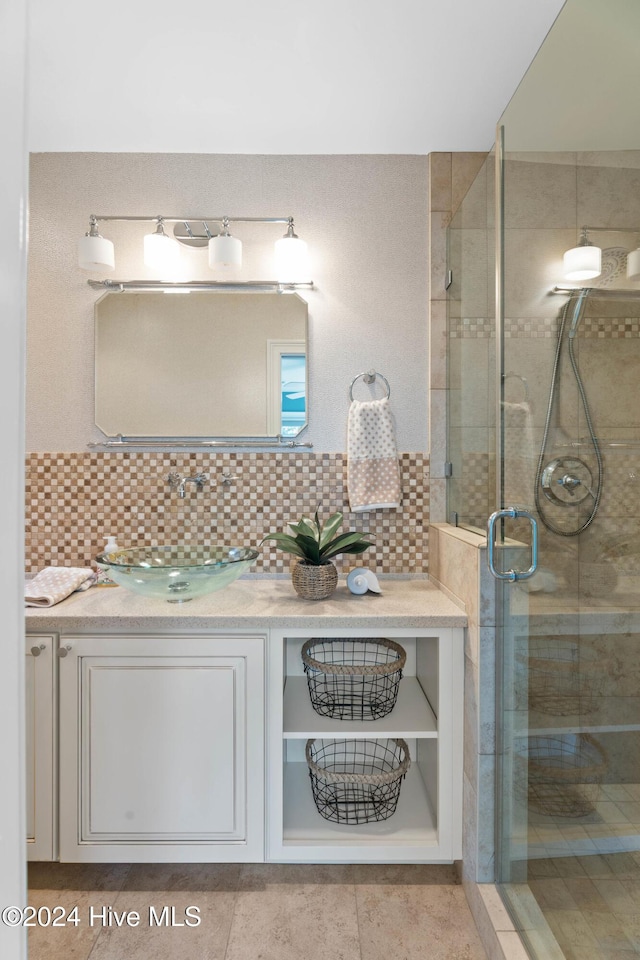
347 396 402 511
25 567 97 607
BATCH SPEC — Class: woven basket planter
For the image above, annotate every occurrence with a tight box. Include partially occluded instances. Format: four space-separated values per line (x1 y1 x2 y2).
291 560 338 600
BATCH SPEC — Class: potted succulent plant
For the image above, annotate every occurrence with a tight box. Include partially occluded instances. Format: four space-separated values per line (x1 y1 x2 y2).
261 509 374 600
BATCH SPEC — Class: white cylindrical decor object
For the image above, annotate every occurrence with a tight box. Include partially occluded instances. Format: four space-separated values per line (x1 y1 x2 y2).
274 235 309 282
144 231 180 270
78 234 115 271
627 247 640 280
562 244 601 281
208 234 242 269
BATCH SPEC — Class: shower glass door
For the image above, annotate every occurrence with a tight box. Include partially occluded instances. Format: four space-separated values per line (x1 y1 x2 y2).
497 147 640 960
494 5 640 945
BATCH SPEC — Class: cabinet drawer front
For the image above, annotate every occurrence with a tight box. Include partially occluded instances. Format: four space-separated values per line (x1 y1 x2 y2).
80 656 246 843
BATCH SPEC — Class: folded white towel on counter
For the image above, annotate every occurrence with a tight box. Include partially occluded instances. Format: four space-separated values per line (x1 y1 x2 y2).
25 567 97 607
347 396 402 512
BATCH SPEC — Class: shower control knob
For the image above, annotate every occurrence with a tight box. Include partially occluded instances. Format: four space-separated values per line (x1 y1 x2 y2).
541 457 594 506
558 473 582 494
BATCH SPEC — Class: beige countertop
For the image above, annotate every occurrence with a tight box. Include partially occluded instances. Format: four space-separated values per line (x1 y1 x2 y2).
25 577 467 633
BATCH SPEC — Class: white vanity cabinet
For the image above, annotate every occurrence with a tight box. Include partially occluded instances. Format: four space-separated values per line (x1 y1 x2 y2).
268 627 463 863
26 579 466 865
57 634 265 862
25 635 56 861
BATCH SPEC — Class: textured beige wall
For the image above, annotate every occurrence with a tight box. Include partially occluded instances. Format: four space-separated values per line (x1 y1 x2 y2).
27 153 429 453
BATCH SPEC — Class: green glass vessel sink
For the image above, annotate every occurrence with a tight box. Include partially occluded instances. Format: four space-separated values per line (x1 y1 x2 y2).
95 545 259 602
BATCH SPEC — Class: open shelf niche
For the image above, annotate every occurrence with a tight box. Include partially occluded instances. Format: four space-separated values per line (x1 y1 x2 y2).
268 626 463 863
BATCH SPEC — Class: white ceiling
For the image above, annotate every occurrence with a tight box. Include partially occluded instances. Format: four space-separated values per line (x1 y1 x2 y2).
26 0 565 154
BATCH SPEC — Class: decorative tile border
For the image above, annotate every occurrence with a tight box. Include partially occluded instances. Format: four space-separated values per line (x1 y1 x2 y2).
580 317 640 338
25 452 430 576
450 315 640 339
449 318 495 339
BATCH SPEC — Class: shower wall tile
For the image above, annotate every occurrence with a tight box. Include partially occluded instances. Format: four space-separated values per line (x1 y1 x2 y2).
429 390 448 480
429 152 452 212
429 210 450 302
476 754 496 882
447 228 490 319
448 339 491 428
479 627 497 755
577 160 640 229
449 317 495 338
464 653 480 788
579 338 640 428
462 772 479 884
429 524 485 623
429 299 448 391
451 153 488 227
427 150 489 525
581 315 640 336
577 150 640 169
502 338 562 431
25 451 429 576
429 477 446 525
503 158 577 229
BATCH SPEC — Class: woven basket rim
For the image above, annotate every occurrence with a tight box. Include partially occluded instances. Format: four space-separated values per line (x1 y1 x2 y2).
305 738 411 785
301 638 407 676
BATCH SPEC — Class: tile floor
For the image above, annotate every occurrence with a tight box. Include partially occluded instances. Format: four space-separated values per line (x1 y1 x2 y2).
529 854 640 960
28 862 488 960
524 782 640 960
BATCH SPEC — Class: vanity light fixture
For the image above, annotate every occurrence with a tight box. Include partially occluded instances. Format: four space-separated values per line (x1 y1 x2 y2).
78 216 115 272
627 246 640 280
208 217 242 272
78 214 311 281
274 218 310 283
562 227 602 281
143 218 181 270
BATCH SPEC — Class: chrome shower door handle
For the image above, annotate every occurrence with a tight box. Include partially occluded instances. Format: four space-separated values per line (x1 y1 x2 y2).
487 508 538 581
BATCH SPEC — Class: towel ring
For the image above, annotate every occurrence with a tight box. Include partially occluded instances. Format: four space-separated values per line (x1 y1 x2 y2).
349 370 391 402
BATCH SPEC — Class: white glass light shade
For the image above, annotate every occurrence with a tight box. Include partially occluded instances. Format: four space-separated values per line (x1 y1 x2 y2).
78 234 115 271
563 244 601 281
627 247 640 281
144 231 180 270
208 234 242 269
274 235 309 282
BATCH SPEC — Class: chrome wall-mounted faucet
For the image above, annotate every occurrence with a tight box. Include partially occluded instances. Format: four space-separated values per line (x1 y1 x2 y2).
166 472 208 498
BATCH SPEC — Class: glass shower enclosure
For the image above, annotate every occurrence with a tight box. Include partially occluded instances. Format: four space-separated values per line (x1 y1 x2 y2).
448 1 640 957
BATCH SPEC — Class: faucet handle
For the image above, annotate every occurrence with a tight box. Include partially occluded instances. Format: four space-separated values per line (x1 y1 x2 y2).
166 472 181 487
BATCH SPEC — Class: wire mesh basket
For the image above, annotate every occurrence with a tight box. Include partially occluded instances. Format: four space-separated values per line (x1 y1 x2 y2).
301 638 406 720
526 733 607 818
524 638 605 716
306 738 411 824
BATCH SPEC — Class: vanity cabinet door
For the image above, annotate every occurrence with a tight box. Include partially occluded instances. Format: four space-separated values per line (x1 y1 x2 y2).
58 635 264 863
26 635 56 861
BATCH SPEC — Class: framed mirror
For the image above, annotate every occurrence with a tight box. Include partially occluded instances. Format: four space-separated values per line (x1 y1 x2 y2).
94 291 308 439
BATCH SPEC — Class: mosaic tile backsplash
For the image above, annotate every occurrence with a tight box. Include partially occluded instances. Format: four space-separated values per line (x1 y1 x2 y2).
25 452 429 576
